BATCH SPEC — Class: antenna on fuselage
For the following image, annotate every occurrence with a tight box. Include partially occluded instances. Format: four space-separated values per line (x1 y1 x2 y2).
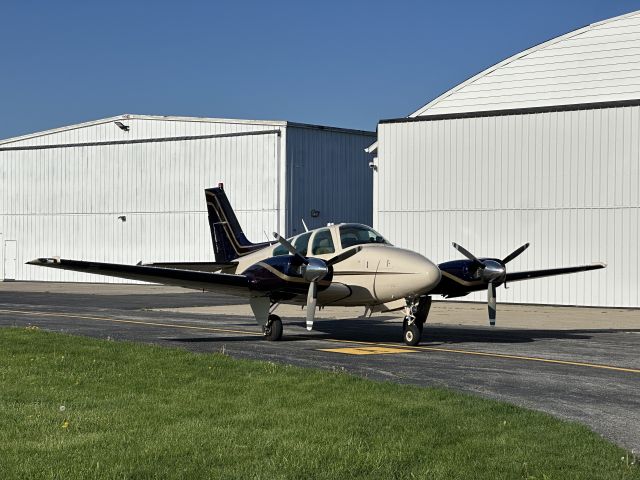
301 219 309 232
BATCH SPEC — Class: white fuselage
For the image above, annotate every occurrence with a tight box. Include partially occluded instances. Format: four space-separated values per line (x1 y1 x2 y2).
226 224 441 308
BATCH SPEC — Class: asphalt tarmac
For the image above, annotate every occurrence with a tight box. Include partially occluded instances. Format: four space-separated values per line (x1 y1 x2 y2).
1 282 639 452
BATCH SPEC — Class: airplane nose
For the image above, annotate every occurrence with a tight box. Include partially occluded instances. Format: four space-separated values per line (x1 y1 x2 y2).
420 257 442 293
373 248 442 302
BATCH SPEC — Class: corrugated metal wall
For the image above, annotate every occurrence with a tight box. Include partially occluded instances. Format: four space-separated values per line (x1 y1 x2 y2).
412 11 640 116
0 118 284 282
286 126 375 236
0 116 376 283
376 105 639 307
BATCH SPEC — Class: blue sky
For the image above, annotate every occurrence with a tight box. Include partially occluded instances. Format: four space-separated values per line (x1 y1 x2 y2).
1 1 639 139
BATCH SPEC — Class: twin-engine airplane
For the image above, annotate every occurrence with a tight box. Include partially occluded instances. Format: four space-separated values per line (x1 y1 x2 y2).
29 185 605 345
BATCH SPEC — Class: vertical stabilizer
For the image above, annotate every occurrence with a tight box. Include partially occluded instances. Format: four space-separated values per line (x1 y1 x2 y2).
204 184 271 262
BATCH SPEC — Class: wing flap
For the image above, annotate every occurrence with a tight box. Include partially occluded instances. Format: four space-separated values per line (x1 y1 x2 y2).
505 263 606 283
27 258 250 296
140 261 237 272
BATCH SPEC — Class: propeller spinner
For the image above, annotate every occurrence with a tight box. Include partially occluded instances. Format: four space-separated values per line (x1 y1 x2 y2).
274 232 361 331
452 242 529 326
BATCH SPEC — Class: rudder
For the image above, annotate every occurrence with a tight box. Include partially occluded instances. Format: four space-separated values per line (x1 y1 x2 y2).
204 184 271 263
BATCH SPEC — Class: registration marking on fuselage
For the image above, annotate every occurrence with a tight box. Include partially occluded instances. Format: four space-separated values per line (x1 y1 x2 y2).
318 346 419 355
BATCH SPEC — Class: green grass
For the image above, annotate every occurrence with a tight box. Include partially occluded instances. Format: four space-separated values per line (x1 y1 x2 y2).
0 328 637 480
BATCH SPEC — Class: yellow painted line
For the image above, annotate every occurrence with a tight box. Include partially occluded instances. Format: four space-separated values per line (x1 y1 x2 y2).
325 338 640 375
1 308 640 375
319 346 419 355
0 308 262 337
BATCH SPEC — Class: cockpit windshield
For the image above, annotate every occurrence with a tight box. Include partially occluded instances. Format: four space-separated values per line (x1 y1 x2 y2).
339 224 390 248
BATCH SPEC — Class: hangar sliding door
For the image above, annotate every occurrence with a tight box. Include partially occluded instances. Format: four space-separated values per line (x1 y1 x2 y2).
376 105 638 307
0 129 282 282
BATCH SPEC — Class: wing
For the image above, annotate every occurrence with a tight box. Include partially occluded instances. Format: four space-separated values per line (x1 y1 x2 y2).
505 263 606 283
27 258 250 297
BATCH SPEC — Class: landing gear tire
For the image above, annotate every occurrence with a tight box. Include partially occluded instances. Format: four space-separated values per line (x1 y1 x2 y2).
403 317 423 346
263 314 283 341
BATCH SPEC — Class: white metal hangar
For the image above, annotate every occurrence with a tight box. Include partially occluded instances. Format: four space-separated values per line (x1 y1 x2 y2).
0 114 374 282
370 10 640 308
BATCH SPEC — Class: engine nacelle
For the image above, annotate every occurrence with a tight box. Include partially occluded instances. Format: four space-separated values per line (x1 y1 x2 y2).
242 255 333 297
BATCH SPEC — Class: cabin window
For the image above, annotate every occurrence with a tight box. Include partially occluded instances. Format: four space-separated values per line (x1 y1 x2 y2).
293 232 312 256
311 229 335 255
273 239 291 256
339 225 389 248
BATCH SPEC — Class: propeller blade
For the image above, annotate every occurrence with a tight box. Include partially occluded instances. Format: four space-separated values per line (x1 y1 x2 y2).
488 282 497 326
273 232 308 264
326 246 363 266
502 243 530 264
306 282 317 331
452 242 485 268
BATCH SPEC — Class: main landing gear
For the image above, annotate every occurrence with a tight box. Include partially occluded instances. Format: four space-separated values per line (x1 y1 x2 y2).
402 295 432 346
262 314 283 341
249 297 284 341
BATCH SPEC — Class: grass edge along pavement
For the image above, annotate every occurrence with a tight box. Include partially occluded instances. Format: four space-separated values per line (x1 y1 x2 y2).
0 327 638 480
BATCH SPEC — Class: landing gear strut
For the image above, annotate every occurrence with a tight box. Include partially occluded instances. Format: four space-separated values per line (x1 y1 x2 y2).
262 314 283 341
402 295 432 346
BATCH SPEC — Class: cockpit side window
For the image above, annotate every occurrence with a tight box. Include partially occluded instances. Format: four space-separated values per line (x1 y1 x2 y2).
339 225 389 248
293 232 312 256
311 229 335 255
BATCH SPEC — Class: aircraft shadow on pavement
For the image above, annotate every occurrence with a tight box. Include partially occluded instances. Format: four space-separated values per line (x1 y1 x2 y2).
164 317 604 345
294 318 597 345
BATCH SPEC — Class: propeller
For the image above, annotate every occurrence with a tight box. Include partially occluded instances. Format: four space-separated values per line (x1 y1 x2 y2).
273 232 361 331
452 242 529 326
452 242 484 269
502 242 530 265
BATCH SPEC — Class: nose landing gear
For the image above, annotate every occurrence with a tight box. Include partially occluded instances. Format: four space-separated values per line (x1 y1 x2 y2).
402 295 432 346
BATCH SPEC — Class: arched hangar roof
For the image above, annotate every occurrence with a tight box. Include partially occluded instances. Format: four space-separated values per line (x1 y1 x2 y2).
412 10 640 117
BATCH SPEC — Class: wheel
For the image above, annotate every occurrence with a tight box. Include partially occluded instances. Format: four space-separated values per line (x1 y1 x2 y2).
403 317 422 346
263 314 283 341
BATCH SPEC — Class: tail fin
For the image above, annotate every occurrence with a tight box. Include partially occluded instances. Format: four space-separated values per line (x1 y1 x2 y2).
204 184 271 263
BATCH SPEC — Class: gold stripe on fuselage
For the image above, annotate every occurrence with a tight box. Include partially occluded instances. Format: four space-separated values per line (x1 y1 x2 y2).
440 270 485 287
256 262 332 286
334 271 414 276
